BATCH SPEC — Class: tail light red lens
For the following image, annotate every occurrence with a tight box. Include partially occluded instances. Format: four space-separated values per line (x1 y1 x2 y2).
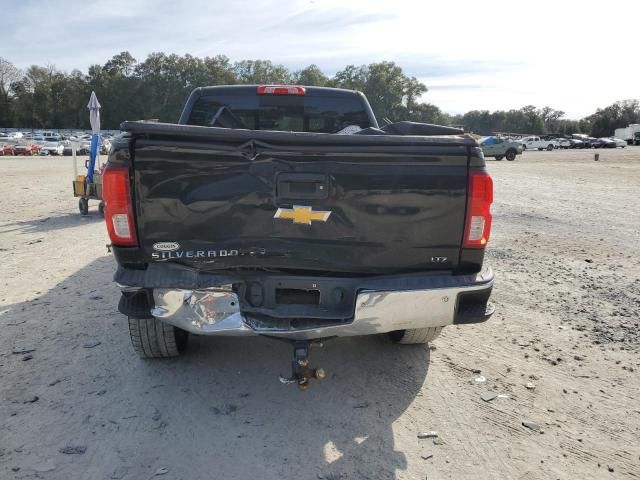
102 164 137 246
257 85 306 95
463 170 493 248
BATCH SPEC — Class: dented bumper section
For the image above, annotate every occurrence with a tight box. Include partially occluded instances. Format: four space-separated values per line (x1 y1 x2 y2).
117 266 494 340
151 287 252 335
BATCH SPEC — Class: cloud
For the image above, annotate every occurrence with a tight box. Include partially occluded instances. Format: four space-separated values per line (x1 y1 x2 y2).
263 9 392 33
428 84 488 91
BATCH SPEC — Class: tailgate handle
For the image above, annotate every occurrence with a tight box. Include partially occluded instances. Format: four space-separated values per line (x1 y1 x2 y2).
277 173 328 200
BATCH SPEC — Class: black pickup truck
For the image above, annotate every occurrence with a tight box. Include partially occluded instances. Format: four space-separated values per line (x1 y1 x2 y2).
104 85 494 387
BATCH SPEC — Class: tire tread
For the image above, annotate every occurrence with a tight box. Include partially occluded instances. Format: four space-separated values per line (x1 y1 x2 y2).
128 317 184 358
392 327 443 345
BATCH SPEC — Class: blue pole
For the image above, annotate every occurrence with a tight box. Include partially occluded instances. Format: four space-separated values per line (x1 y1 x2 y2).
87 133 100 183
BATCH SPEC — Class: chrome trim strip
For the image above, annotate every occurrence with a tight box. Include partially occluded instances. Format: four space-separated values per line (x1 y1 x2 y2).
115 282 142 292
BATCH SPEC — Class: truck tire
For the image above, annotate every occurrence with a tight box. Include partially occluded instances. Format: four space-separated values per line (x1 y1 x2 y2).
128 317 188 358
389 327 443 345
495 155 504 161
546 144 554 151
505 149 517 161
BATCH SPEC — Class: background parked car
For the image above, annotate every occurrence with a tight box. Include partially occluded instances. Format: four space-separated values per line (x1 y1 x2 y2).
609 137 627 148
591 138 616 149
62 140 93 155
611 137 628 148
78 141 91 155
0 143 16 155
39 141 65 155
62 140 73 156
583 137 600 148
37 131 62 139
521 136 558 151
555 138 572 149
14 142 40 155
32 134 62 144
571 133 599 148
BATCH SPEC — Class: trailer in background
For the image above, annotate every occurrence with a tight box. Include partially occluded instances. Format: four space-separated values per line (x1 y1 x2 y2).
614 127 629 142
614 124 640 145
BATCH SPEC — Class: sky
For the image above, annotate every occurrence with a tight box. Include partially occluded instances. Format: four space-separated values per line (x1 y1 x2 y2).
2 0 638 119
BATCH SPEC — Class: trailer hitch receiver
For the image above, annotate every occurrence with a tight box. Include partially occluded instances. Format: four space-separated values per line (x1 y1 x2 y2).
279 340 325 390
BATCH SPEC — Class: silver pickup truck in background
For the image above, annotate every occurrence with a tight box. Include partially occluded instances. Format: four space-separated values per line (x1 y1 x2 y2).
479 136 523 161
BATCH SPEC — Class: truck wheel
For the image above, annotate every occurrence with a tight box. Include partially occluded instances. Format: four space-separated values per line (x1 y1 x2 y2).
389 327 442 345
98 201 105 217
78 198 89 215
546 144 554 151
494 155 504 161
505 149 517 161
128 317 188 358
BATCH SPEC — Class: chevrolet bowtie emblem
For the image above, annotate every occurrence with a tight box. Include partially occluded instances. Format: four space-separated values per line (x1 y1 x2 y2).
274 205 331 225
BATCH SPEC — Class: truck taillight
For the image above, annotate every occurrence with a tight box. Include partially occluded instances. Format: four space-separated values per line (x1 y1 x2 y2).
102 164 137 247
257 85 306 95
463 170 493 248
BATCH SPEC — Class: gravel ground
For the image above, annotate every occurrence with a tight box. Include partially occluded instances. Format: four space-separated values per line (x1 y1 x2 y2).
1 148 639 479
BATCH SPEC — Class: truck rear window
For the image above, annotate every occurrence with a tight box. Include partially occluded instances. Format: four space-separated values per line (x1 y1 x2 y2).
186 94 373 134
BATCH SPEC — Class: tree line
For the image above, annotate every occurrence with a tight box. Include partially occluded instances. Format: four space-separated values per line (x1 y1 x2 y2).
1 53 638 137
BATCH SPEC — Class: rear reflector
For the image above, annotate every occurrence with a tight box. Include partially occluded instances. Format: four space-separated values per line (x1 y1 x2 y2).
112 214 132 238
102 164 138 247
467 216 486 241
257 85 306 95
463 170 493 248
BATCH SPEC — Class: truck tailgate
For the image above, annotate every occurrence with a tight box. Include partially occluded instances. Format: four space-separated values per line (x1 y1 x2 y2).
127 124 471 274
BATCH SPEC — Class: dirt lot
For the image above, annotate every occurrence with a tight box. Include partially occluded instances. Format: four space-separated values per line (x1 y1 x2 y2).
1 148 639 480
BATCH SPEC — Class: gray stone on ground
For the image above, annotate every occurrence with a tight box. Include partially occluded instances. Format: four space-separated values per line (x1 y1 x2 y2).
481 391 498 402
59 446 86 455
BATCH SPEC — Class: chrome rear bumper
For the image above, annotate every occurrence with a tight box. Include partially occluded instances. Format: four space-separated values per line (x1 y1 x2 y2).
147 268 494 340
